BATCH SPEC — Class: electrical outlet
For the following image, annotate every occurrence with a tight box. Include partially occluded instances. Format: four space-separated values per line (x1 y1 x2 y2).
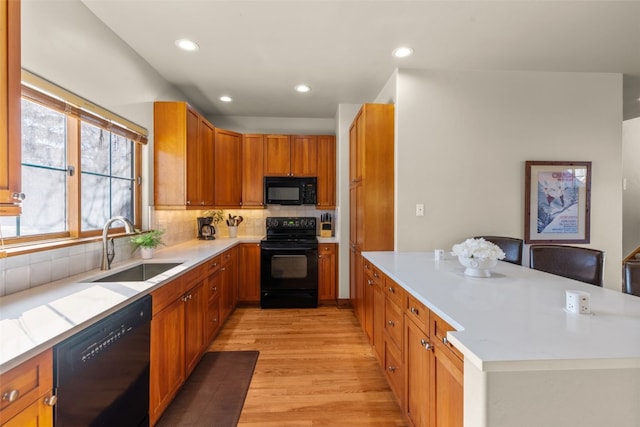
416 204 425 216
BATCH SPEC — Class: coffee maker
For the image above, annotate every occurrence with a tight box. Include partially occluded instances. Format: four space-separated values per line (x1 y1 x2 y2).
197 217 215 240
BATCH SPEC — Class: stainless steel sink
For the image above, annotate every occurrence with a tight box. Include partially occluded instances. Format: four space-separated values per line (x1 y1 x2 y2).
91 262 182 282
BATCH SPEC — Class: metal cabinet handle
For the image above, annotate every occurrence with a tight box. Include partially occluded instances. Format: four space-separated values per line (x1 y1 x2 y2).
387 320 395 327
2 389 19 403
443 337 449 345
367 279 374 285
410 306 419 315
420 339 433 351
388 287 395 293
44 395 57 407
211 286 218 292
373 272 379 278
387 365 397 373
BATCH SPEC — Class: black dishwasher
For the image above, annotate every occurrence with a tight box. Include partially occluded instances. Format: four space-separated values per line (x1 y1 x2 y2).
54 294 152 427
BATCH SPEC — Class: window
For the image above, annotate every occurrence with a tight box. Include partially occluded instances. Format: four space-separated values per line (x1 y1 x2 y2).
0 78 146 242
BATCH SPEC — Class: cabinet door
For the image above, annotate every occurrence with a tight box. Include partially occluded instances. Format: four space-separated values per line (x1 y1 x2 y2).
318 243 337 301
238 243 261 303
372 280 385 364
219 248 237 321
150 298 185 425
290 135 317 177
1 397 53 427
185 106 201 206
0 0 21 213
316 135 336 208
214 128 242 207
198 117 215 207
206 269 221 342
184 280 208 376
432 343 463 427
405 317 431 427
242 134 265 207
264 135 291 176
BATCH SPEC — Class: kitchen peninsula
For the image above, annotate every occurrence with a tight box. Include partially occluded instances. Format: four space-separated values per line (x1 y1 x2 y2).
362 251 640 427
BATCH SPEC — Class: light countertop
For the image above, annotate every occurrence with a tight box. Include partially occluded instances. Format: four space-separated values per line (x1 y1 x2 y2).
0 237 262 374
362 251 640 372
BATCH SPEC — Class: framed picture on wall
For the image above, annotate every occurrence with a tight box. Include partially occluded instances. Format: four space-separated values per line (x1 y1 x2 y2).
525 161 592 244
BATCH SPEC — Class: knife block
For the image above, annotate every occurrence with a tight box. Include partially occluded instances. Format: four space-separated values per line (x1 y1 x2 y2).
320 221 333 237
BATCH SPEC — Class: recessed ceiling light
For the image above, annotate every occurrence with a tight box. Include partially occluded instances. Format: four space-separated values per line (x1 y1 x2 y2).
294 84 311 93
219 96 232 102
392 47 414 58
175 39 199 51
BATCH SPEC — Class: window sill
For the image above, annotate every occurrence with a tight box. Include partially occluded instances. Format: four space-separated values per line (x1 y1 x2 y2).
1 234 131 258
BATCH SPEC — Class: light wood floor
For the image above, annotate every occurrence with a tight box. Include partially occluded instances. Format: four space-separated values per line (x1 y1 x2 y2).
208 306 407 426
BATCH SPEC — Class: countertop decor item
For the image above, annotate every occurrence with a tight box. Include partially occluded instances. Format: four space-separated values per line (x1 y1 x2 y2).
226 214 243 238
452 237 505 277
131 229 165 259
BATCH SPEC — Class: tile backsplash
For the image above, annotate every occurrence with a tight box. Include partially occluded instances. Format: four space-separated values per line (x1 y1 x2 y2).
0 206 337 297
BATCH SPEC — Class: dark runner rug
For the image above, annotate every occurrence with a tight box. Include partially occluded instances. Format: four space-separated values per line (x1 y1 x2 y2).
157 350 259 427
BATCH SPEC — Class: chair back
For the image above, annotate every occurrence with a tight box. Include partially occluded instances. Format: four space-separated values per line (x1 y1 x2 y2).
624 261 640 297
475 236 524 265
529 245 604 286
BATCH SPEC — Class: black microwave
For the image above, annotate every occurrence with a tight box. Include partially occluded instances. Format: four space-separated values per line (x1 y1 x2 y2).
264 176 317 205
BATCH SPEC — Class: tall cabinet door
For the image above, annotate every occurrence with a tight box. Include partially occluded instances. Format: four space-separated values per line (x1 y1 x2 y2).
214 128 242 207
0 0 21 214
290 135 317 177
242 134 265 207
316 135 336 208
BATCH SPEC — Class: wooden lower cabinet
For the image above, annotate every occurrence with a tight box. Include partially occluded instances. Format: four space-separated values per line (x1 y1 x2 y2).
150 267 208 425
318 243 337 302
0 349 54 427
238 243 261 303
362 267 464 427
220 247 238 320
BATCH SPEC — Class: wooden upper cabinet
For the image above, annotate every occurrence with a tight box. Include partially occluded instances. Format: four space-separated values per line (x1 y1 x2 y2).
242 134 265 208
264 134 318 177
0 0 22 215
154 101 215 209
290 135 317 177
214 128 242 208
264 134 291 176
316 135 336 208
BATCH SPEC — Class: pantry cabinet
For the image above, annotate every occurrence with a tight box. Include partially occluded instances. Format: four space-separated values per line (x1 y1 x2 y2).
153 101 215 208
0 0 22 214
264 134 317 177
0 349 54 427
214 128 242 208
242 134 265 208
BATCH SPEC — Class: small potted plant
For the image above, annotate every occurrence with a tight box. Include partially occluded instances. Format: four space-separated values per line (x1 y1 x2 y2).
131 229 165 259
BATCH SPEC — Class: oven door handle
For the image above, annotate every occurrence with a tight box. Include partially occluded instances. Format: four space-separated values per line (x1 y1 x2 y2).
261 245 318 252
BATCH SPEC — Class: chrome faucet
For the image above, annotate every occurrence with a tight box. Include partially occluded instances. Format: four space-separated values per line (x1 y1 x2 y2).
101 216 135 270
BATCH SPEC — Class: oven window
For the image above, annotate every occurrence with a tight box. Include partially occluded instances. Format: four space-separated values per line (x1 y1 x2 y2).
271 255 308 279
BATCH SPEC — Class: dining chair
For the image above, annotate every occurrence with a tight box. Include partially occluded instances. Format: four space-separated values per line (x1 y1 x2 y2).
623 261 640 297
474 236 524 265
529 245 604 287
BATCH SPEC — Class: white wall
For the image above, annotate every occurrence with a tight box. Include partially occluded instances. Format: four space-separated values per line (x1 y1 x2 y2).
387 69 623 289
622 117 640 257
207 115 335 134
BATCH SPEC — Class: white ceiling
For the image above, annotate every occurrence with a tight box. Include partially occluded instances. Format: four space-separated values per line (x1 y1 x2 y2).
80 0 640 120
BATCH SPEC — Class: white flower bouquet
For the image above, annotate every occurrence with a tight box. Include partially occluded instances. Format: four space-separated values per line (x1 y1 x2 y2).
451 238 506 260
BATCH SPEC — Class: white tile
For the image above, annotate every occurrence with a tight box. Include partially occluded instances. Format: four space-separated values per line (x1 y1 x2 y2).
30 261 52 288
5 253 29 269
50 247 70 260
51 258 70 281
5 266 30 295
68 244 86 256
30 250 52 264
69 253 86 276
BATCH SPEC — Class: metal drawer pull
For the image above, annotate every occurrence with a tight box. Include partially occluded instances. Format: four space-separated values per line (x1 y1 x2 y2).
388 287 395 293
2 390 19 403
44 395 57 406
387 365 397 373
421 339 433 351
373 272 379 278
367 279 374 285
410 306 419 315
443 337 449 345
387 320 395 327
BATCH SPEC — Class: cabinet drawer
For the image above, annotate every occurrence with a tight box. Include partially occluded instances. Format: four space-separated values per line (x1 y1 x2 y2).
207 297 221 340
431 311 463 360
152 276 186 315
221 249 234 266
207 274 221 303
318 243 336 255
205 255 221 274
384 298 404 350
384 278 405 308
363 259 384 285
406 294 429 333
181 264 204 289
0 349 53 424
383 339 404 404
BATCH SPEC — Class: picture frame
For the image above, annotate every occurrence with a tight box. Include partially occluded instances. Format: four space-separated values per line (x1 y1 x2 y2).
524 161 591 244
